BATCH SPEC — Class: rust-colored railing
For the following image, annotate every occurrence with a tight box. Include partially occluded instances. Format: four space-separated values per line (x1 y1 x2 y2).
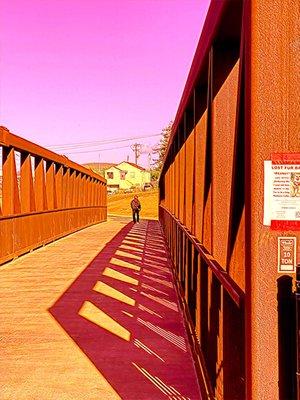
159 1 299 400
159 3 246 397
0 126 107 265
159 205 245 400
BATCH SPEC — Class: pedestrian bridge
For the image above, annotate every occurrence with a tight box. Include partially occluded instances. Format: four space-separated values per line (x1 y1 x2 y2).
1 1 299 399
1 217 203 400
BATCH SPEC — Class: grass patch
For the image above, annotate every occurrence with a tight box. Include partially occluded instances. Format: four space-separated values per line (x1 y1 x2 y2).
108 189 158 220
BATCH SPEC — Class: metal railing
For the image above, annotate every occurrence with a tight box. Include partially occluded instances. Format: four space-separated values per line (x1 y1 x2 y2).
159 206 245 400
159 0 299 399
0 126 107 265
159 2 246 397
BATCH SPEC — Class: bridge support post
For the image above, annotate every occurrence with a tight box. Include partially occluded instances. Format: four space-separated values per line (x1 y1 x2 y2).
244 1 300 398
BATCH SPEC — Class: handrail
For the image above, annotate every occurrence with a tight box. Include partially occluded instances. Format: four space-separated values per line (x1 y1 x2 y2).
0 126 107 265
0 126 105 182
0 205 106 221
159 205 244 307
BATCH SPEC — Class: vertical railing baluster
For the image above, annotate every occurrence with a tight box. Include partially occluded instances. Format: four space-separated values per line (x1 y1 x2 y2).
2 147 21 215
55 165 63 209
63 167 70 208
45 161 56 210
69 170 76 208
20 152 36 213
74 171 80 207
34 157 47 211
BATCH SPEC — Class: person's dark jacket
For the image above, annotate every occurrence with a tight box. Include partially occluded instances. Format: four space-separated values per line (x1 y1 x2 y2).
131 199 141 211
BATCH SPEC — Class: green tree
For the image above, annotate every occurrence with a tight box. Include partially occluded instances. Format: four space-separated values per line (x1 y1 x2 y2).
151 121 173 180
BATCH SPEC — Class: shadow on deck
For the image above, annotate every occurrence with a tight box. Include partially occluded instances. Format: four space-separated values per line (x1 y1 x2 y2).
1 219 201 399
49 220 201 399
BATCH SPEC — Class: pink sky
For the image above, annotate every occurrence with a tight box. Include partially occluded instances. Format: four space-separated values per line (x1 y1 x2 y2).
0 0 210 167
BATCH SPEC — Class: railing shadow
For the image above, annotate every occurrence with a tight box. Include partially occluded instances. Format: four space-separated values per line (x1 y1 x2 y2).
49 220 200 400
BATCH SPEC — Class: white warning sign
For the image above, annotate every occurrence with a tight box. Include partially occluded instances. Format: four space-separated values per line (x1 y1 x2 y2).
264 153 300 230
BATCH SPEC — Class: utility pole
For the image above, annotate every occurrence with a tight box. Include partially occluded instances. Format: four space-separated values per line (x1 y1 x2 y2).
130 143 142 165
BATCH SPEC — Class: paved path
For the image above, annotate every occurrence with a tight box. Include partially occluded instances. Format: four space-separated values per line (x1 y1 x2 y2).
1 218 201 400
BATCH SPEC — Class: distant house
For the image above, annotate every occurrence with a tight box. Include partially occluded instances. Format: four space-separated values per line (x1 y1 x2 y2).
105 161 151 191
82 162 116 177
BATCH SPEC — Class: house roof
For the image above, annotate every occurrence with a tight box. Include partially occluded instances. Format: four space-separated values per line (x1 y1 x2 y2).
107 166 123 172
83 161 147 172
118 161 146 171
83 162 117 170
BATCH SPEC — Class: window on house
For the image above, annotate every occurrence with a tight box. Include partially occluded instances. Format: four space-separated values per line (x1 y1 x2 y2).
130 172 135 178
107 172 114 179
120 170 127 180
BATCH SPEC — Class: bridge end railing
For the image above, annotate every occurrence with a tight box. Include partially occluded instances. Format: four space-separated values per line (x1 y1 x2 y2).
0 126 107 265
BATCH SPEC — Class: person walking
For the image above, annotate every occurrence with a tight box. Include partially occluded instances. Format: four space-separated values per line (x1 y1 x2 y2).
131 195 141 223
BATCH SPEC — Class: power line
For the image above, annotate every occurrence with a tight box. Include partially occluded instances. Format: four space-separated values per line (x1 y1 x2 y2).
46 133 161 151
63 144 130 155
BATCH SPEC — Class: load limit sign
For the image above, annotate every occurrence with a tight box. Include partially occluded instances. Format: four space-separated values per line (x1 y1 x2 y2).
278 237 297 273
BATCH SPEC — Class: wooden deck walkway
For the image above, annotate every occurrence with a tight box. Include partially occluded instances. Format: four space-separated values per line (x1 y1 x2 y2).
0 218 202 400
